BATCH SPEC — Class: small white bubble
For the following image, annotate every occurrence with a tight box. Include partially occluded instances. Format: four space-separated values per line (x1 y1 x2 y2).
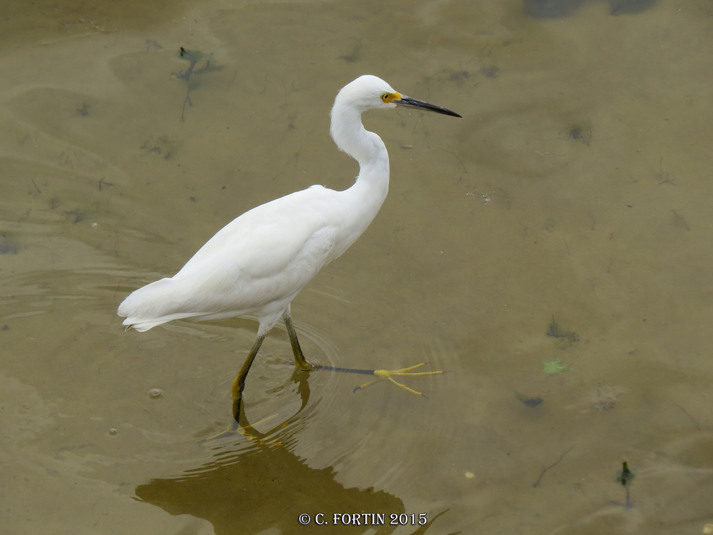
108 427 118 436
148 388 164 399
464 471 475 479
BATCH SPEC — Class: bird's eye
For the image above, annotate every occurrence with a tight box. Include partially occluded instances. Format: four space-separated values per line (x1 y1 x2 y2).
381 93 392 103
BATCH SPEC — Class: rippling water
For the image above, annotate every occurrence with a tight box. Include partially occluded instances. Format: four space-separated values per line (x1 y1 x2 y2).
2 1 713 533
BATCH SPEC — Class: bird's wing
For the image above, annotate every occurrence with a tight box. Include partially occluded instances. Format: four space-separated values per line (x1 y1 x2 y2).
180 187 336 271
118 187 344 329
168 187 341 309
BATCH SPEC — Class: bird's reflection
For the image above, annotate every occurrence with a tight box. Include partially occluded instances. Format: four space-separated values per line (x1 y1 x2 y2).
135 371 404 534
228 362 313 431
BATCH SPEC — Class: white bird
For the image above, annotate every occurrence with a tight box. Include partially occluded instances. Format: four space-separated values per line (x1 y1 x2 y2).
118 75 460 419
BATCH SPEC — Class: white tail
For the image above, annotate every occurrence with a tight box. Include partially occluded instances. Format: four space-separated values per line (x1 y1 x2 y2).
118 278 198 332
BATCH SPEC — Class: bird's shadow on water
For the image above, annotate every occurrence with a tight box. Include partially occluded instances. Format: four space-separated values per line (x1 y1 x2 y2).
134 375 406 534
134 371 449 534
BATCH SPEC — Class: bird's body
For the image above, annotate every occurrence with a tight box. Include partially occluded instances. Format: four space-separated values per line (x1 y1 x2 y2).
118 75 459 420
118 183 380 335
119 76 394 336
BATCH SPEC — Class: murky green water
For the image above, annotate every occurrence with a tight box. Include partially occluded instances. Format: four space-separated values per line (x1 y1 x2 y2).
2 1 713 533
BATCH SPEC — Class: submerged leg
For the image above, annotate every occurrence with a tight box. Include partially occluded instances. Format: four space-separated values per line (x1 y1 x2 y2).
231 334 266 421
283 312 313 371
352 363 444 397
305 361 444 397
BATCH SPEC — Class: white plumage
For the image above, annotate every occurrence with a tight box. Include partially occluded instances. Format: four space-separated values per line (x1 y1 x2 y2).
118 75 459 417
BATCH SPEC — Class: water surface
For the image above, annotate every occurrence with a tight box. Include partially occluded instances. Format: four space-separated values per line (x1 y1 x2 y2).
2 1 712 533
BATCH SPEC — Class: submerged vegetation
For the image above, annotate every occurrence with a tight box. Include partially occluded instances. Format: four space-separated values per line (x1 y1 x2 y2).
546 315 580 345
173 46 222 122
615 461 635 508
542 357 571 374
0 233 21 254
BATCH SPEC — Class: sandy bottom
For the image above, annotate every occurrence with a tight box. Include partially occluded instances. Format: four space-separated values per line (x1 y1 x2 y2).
1 0 712 533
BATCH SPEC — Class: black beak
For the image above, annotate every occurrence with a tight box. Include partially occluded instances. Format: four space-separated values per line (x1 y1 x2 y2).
394 95 461 118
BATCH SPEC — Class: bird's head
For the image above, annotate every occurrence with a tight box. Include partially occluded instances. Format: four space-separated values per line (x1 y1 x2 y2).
334 75 461 117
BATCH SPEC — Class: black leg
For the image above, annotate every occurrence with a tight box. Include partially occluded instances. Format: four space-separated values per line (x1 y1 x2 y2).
282 313 313 370
231 334 265 421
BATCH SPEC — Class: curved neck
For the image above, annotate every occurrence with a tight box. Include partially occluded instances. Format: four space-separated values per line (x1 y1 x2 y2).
330 105 389 198
327 103 390 252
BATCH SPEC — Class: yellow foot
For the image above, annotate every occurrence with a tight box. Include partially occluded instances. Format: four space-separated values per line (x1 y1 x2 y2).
354 363 444 397
294 359 314 372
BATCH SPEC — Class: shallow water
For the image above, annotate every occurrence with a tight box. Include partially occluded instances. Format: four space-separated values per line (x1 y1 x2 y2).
2 1 713 533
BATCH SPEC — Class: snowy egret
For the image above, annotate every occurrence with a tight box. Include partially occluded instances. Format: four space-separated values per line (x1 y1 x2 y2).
118 75 460 419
